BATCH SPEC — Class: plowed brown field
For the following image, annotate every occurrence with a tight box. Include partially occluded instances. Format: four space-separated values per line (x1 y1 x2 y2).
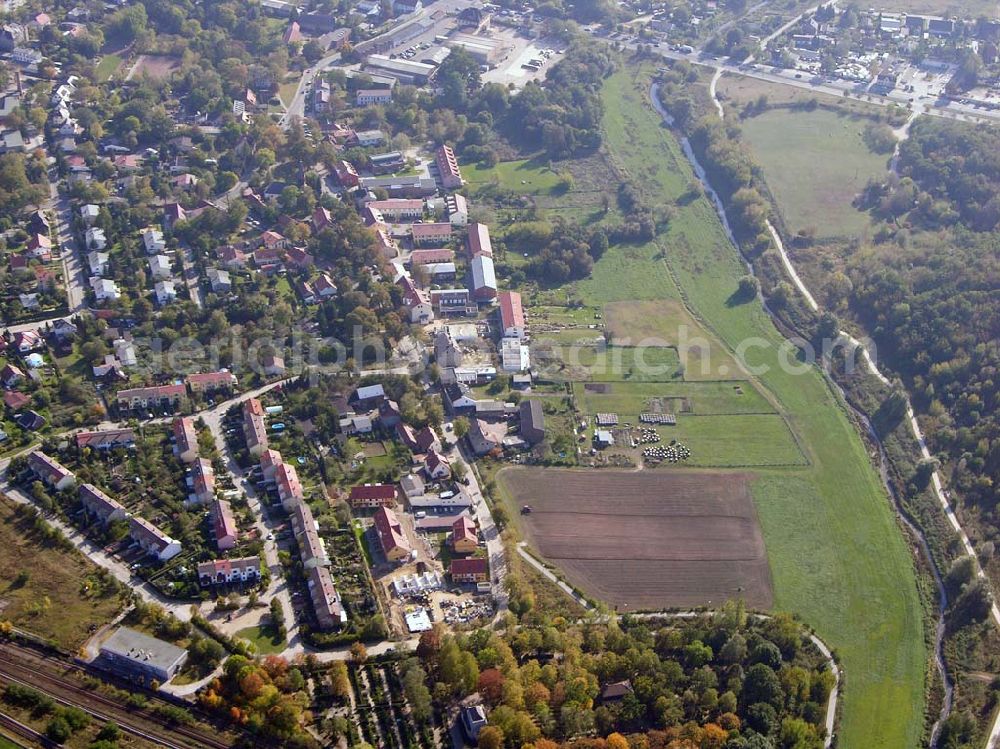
501 468 772 610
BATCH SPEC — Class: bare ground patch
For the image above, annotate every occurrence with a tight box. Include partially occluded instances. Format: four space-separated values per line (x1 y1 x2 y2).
501 468 773 610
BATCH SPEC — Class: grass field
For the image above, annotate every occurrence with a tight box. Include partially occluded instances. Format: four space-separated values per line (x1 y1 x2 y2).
578 64 925 749
740 107 887 239
576 380 775 416
236 624 286 655
0 497 123 648
461 157 563 194
95 54 122 81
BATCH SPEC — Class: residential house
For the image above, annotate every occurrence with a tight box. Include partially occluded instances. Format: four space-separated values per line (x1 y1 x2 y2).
398 276 433 324
198 557 260 586
85 227 107 251
450 557 489 583
142 228 166 254
443 382 477 413
216 245 247 269
276 461 304 510
154 280 177 305
3 390 30 411
80 203 100 226
314 273 337 299
500 337 529 372
498 291 525 339
308 566 346 629
148 254 172 280
468 417 506 456
27 233 52 260
411 222 452 246
409 248 455 266
172 417 199 463
88 251 110 276
373 506 411 561
450 515 478 554
365 199 423 221
12 331 42 353
347 483 396 509
186 370 237 395
312 206 333 232
434 144 463 189
423 449 451 480
90 277 120 302
291 502 331 568
333 160 360 188
28 450 75 490
243 398 268 457
351 383 386 410
116 383 186 412
378 398 402 427
75 428 136 451
211 499 238 550
1 363 24 388
79 483 127 524
445 193 469 225
263 353 285 376
129 516 182 561
357 89 393 106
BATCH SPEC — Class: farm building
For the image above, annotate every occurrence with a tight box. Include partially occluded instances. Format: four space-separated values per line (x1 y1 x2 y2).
470 255 497 301
519 400 546 444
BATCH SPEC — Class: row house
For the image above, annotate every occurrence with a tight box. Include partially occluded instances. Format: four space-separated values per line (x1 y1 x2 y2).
211 498 238 550
172 417 198 463
186 458 215 506
434 144 464 189
28 450 75 490
116 383 186 412
347 483 396 509
129 516 182 561
186 370 237 395
243 398 268 458
198 556 260 586
79 483 127 524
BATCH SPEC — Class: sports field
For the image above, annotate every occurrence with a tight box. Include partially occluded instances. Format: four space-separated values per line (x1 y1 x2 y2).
500 468 773 610
740 107 887 238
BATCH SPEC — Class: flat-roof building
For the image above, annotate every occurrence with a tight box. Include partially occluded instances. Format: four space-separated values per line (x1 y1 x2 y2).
98 627 187 686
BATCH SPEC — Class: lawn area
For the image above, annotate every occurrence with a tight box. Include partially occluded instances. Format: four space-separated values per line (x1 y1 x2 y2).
95 53 122 81
278 75 302 108
597 65 925 748
461 157 562 194
0 497 123 648
657 413 807 467
236 624 286 655
575 380 776 416
739 107 887 239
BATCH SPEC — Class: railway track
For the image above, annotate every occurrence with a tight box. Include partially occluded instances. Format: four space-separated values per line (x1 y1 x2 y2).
0 709 50 748
0 645 231 749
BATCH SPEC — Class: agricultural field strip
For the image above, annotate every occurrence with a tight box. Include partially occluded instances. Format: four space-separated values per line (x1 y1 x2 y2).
601 66 925 747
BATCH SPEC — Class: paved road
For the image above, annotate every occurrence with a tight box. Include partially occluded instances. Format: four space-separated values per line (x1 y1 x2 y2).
279 52 342 129
197 381 300 650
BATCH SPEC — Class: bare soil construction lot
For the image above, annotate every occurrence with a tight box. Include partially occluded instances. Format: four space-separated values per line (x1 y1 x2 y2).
500 468 772 610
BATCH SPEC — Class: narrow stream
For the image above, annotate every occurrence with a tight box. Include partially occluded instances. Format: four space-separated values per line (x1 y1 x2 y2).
648 81 954 745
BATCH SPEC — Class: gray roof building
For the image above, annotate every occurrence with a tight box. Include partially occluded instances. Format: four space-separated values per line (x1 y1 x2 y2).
97 627 187 686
